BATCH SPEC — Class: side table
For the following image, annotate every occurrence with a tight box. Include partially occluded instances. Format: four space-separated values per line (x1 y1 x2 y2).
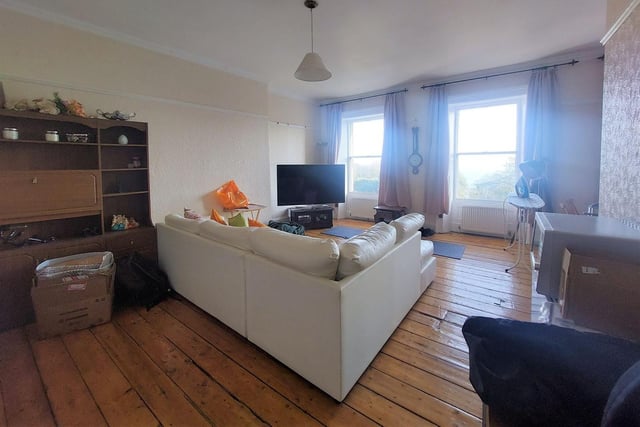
224 204 266 221
374 205 406 223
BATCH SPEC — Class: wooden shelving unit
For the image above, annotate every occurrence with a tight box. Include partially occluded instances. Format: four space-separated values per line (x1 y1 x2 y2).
0 109 156 331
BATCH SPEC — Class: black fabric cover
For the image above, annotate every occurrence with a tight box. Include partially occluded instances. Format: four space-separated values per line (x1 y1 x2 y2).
462 316 640 427
267 220 305 235
601 361 640 427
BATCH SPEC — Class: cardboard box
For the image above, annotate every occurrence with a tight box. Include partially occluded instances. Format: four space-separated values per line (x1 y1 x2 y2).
559 248 640 341
32 254 114 339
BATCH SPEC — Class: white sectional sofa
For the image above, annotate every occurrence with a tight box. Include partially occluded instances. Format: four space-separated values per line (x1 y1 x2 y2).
157 213 436 401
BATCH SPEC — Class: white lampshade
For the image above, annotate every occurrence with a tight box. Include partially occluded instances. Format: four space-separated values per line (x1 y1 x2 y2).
295 52 332 82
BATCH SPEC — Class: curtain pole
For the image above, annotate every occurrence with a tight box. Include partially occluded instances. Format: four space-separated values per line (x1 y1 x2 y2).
319 88 408 107
420 59 579 90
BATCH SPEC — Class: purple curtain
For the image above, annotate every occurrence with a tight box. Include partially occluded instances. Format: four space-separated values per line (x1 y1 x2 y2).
524 68 558 161
524 68 558 211
378 92 411 208
423 86 450 216
324 104 343 164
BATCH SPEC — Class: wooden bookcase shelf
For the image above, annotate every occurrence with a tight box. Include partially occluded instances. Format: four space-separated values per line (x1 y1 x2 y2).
0 109 156 331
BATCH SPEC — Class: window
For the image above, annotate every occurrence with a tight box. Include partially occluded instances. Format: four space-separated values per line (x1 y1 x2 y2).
450 96 525 202
344 114 384 195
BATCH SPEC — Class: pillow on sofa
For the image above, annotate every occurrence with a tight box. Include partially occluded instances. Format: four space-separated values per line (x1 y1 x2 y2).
337 222 397 279
164 213 206 234
390 213 424 243
184 208 203 220
248 218 266 227
249 227 339 279
228 213 248 227
210 208 227 225
198 219 252 251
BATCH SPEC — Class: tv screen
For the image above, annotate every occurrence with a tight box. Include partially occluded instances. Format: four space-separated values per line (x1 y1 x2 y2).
277 164 346 206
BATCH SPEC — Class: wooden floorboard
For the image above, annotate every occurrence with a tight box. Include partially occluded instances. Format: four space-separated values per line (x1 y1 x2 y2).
29 336 108 427
0 224 533 426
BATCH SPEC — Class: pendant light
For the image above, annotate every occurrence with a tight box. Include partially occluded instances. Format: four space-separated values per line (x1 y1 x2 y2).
295 0 331 81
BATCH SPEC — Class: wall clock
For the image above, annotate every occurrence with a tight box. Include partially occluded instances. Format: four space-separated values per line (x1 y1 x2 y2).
408 127 423 174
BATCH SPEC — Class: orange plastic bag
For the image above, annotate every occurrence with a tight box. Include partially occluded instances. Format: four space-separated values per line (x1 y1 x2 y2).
215 180 249 209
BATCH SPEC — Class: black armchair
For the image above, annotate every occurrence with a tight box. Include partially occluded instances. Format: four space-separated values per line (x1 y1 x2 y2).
462 317 640 427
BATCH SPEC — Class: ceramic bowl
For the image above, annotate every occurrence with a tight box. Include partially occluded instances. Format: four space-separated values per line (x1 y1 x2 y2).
66 133 89 143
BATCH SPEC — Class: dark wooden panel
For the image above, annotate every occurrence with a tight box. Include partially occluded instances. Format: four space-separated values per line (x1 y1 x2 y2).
0 170 101 225
0 253 36 330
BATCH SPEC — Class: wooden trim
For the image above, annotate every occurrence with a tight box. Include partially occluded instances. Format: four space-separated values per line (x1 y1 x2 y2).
601 0 640 45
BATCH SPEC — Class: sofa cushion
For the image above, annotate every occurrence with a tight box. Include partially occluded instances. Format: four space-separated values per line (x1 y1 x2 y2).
210 208 227 225
165 213 205 234
390 213 424 243
337 222 396 279
420 240 434 265
248 218 267 227
198 219 252 251
249 227 339 279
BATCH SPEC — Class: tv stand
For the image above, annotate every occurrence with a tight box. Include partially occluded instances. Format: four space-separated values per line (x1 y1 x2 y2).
289 206 333 229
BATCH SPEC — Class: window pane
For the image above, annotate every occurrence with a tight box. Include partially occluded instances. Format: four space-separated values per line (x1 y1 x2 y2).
458 104 517 153
351 119 384 156
455 154 517 201
350 157 381 193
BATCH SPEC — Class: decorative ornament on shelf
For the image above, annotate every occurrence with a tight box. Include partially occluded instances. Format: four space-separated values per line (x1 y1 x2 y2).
5 97 60 115
32 98 60 115
96 109 136 121
51 92 87 117
111 214 140 231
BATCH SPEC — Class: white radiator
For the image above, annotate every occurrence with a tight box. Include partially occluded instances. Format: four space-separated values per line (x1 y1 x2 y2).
458 206 512 236
347 195 376 220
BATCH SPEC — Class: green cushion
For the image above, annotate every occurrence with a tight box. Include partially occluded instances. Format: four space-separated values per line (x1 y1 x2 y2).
228 213 248 227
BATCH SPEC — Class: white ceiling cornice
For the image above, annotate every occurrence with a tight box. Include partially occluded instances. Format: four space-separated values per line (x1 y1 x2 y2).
600 0 640 45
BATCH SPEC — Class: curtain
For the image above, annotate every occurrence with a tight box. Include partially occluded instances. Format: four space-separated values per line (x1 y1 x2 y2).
378 91 411 208
423 86 450 216
324 104 343 164
523 68 558 211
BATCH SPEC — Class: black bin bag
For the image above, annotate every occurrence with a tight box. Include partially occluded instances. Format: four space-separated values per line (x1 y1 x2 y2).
115 252 172 309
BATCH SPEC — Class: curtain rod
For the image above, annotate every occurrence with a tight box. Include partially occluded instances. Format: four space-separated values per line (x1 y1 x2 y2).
420 59 579 90
319 88 408 107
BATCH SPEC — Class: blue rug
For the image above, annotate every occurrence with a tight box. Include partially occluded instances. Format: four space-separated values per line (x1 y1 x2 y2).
432 241 466 259
321 226 363 239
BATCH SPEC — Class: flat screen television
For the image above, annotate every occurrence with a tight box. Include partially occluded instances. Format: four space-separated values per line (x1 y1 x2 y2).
277 164 346 206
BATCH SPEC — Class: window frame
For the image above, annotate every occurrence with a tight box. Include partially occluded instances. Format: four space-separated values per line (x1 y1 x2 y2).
342 112 385 198
449 94 527 203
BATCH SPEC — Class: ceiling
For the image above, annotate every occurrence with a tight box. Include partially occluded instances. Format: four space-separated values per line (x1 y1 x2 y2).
1 0 607 101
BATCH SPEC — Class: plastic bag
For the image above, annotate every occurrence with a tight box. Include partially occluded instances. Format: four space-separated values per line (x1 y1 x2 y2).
215 180 249 209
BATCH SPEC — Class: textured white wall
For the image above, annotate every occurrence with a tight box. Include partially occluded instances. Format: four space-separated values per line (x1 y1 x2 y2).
0 8 314 224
